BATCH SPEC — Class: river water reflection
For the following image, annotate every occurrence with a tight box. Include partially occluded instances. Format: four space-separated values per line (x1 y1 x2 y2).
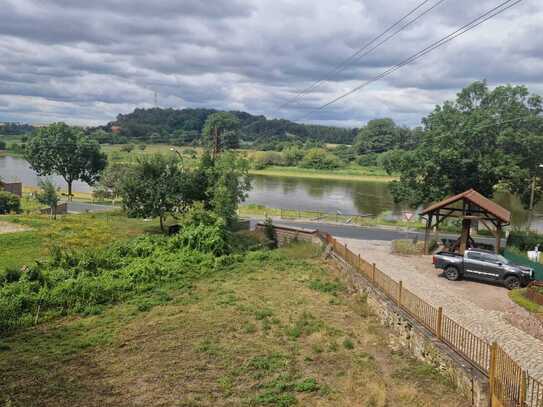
1 155 542 230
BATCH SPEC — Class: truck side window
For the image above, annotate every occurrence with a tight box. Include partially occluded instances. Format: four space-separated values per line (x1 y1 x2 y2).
481 254 500 264
467 252 482 261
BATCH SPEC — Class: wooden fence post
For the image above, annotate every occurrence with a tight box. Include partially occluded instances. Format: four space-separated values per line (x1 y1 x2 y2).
519 370 527 407
436 307 443 340
398 281 403 306
372 263 376 282
489 342 498 401
358 254 361 272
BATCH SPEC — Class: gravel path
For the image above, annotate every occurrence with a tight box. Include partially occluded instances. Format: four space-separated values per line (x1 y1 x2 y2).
339 238 543 381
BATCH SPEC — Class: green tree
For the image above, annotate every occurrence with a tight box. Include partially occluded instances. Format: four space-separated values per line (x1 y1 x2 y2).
24 123 107 199
282 145 304 166
355 118 398 154
223 130 240 149
390 81 543 207
377 149 407 175
119 154 189 232
300 148 341 170
205 152 251 227
36 179 60 219
202 112 240 156
0 191 20 214
95 163 129 204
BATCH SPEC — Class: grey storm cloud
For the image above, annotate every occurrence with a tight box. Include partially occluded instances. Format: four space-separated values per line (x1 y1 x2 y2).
0 0 542 127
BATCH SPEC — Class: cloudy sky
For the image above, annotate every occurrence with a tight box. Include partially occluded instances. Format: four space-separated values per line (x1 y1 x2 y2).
0 0 541 127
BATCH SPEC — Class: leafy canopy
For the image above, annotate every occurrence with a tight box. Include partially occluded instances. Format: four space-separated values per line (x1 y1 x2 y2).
24 123 107 196
36 179 60 218
390 81 543 207
119 154 189 231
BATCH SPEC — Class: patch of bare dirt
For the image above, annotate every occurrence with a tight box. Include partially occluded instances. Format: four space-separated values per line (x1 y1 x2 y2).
0 220 31 234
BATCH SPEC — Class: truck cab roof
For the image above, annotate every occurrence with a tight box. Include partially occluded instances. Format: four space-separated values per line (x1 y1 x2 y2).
465 248 496 255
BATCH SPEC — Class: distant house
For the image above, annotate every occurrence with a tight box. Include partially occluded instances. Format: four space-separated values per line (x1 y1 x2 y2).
0 181 23 197
111 126 122 134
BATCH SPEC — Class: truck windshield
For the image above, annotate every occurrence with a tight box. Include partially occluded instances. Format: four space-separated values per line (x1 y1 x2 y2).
496 255 510 265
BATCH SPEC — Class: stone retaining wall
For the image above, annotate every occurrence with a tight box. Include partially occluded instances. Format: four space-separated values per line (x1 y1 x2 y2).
255 223 323 247
39 203 68 216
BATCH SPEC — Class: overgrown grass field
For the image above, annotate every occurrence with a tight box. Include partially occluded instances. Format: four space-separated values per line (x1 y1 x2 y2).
0 212 157 270
0 242 468 407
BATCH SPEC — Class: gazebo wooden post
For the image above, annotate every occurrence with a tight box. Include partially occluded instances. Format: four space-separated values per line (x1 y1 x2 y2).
459 218 471 255
495 223 502 253
423 213 433 254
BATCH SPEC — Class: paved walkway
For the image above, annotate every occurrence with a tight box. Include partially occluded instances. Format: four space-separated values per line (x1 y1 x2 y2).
339 238 543 382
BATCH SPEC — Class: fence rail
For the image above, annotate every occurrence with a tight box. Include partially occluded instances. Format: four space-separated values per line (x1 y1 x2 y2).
320 232 543 407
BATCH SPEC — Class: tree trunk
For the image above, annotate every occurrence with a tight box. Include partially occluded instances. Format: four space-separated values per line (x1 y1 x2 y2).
67 181 73 201
160 215 165 233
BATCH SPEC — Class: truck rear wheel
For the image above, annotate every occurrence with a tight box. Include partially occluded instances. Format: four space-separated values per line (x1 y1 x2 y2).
504 276 520 290
444 266 460 281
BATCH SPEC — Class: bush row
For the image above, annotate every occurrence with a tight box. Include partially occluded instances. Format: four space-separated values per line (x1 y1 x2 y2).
0 220 244 333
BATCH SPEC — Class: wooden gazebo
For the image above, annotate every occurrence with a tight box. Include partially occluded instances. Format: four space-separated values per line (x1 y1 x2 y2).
420 189 511 254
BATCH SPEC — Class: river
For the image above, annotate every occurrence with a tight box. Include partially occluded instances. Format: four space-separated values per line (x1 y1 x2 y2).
1 155 542 230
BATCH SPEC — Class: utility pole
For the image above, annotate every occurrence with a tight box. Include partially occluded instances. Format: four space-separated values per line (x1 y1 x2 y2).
154 91 158 107
530 176 537 211
529 164 543 211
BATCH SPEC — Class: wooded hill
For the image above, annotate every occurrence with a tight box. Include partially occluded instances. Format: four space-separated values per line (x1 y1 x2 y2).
105 108 358 145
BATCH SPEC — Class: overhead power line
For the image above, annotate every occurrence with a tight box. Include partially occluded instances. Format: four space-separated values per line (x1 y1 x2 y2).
278 0 447 110
297 0 523 121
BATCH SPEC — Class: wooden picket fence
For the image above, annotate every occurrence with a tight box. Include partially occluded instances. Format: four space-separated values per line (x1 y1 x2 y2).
321 233 543 407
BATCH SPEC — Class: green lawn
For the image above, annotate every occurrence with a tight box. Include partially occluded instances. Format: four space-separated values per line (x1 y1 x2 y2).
0 242 468 407
0 211 159 270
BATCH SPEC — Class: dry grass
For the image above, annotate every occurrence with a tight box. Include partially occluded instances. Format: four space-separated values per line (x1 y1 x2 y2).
0 243 469 407
391 239 426 255
0 220 31 234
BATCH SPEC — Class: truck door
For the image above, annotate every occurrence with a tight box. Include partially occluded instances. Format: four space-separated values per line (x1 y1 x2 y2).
478 253 503 281
464 252 488 278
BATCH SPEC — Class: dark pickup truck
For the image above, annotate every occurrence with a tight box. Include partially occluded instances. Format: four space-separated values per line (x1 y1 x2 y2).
432 249 534 289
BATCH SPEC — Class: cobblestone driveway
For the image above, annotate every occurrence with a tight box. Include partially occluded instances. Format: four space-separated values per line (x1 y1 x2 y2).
339 238 543 381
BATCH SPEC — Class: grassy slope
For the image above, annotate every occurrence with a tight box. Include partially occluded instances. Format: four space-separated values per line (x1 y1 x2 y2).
0 212 159 270
0 243 468 407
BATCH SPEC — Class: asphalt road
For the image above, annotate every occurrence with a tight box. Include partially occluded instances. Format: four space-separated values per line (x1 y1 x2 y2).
253 218 504 246
61 203 503 246
65 202 119 213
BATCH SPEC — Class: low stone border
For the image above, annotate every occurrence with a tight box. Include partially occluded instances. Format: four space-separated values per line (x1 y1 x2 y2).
526 285 543 307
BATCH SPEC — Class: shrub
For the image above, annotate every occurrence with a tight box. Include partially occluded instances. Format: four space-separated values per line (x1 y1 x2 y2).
253 151 284 169
507 231 543 251
0 191 21 214
120 144 135 153
300 148 341 170
356 153 378 167
281 145 304 166
0 219 233 333
0 267 22 285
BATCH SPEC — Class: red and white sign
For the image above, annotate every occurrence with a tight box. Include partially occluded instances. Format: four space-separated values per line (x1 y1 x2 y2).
403 211 415 222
